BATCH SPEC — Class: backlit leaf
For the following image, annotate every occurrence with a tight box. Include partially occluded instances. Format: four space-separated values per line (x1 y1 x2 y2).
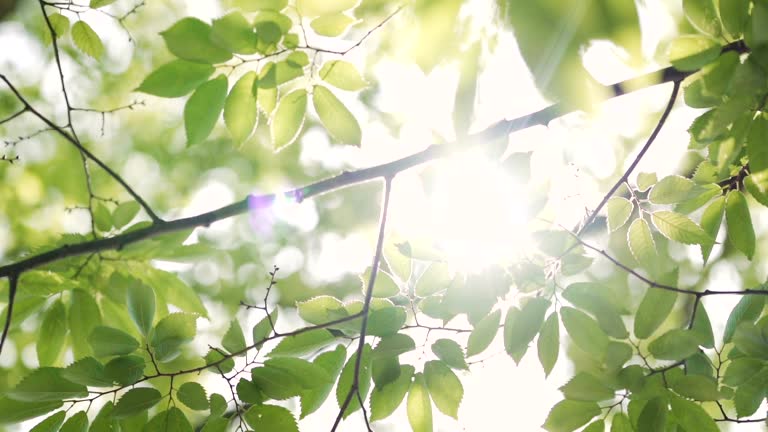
105 355 145 386
407 373 432 432
560 372 614 401
311 13 355 37
537 312 559 376
145 408 192 432
637 397 667 432
185 76 228 145
211 12 257 54
161 18 231 64
370 364 414 421
648 329 701 360
7 368 87 402
300 345 346 418
634 287 677 339
431 338 468 370
669 375 720 401
542 400 600 432
271 89 307 150
719 0 750 37
149 313 197 362
683 0 720 36
627 218 658 271
296 0 357 17
669 394 719 432
88 326 140 357
691 302 715 348
270 328 335 357
319 60 368 91
136 60 215 98
313 85 361 146
62 357 112 387
668 35 720 71
700 196 724 263
726 190 755 259
71 21 104 59
723 294 765 343
44 13 70 44
503 297 549 360
28 411 65 432
651 211 711 245
649 175 696 204
252 309 278 346
467 309 501 357
37 300 66 366
68 288 102 359
0 398 62 425
224 71 258 143
222 319 246 355
607 197 633 232
60 411 88 432
424 360 463 418
335 344 372 418
561 307 609 358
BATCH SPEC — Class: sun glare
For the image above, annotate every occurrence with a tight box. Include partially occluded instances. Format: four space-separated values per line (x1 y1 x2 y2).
424 151 532 271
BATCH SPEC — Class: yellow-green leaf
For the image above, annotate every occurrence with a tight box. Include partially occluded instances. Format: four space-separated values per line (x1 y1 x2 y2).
634 286 677 339
161 18 232 64
537 312 559 377
667 35 720 71
136 60 215 98
310 13 355 37
683 0 720 36
296 0 357 17
607 197 633 232
543 400 600 432
37 301 66 366
71 21 104 59
627 218 657 271
271 89 307 150
424 360 463 419
370 364 414 421
319 60 368 91
244 405 298 432
700 196 724 263
651 211 711 245
467 309 501 357
407 373 432 432
312 85 362 146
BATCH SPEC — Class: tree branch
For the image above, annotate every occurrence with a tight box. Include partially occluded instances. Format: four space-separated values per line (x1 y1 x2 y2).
332 177 392 431
0 273 18 355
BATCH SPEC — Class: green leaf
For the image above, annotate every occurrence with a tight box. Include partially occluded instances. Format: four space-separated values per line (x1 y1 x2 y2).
237 0 288 11
319 60 368 91
648 329 699 360
105 355 145 386
244 405 298 432
250 363 303 399
503 297 550 360
184 75 228 145
177 382 208 411
610 413 632 432
362 267 400 298
582 420 605 432
649 175 696 204
538 312 559 376
312 85 362 146
562 282 627 339
700 196 724 263
372 333 416 360
211 12 257 54
90 0 117 7
627 218 658 271
370 364 414 421
266 357 332 389
112 201 140 229
88 326 140 357
37 300 66 366
669 394 719 432
71 21 104 59
236 378 266 405
222 319 246 355
634 287 677 339
607 197 633 232
559 372 615 401
651 211 711 245
145 408 192 432
637 397 667 432
407 373 432 432
270 328 335 357
310 13 355 37
723 294 765 343
60 411 88 432
734 368 768 417
149 312 197 362
252 309 277 346
669 375 720 401
29 411 65 432
0 397 62 425
723 357 764 386
667 35 720 71
636 172 657 191
733 322 768 357
8 368 88 402
719 0 750 38
296 0 357 17
126 282 155 337
62 357 112 387
747 117 768 176
136 60 215 98
604 341 633 370
431 339 468 370
683 0 720 36
92 203 112 232
336 344 372 418
209 393 227 416
424 360 463 419
367 306 407 336
68 288 102 359
224 72 258 143
726 191 756 259
414 262 452 297
112 387 162 418
271 89 307 150
300 345 346 418
44 13 70 44
200 417 227 432
542 400 601 432
690 302 715 348
466 309 501 357
561 307 609 358
161 18 232 64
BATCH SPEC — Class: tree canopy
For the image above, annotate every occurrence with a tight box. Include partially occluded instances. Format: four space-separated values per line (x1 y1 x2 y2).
0 0 767 431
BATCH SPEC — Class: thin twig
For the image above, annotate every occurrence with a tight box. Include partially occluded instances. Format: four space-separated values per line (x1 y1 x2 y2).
0 274 19 354
332 177 393 431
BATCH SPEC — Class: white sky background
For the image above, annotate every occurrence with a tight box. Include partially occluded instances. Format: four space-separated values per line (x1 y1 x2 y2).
0 0 766 430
